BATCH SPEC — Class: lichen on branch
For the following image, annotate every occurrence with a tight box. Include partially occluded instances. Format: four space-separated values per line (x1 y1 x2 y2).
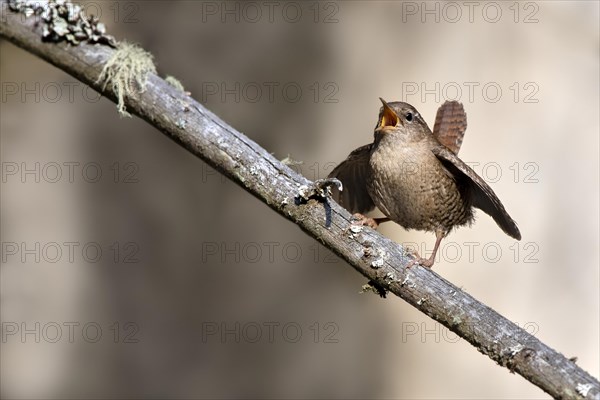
96 42 156 116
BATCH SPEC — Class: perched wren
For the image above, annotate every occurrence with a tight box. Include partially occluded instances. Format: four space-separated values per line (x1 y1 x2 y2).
329 99 521 268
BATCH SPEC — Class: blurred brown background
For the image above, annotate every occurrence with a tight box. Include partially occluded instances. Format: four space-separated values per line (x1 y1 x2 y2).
1 1 598 399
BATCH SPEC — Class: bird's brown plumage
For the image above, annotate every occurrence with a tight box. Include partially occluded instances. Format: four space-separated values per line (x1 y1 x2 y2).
433 100 468 155
328 99 520 267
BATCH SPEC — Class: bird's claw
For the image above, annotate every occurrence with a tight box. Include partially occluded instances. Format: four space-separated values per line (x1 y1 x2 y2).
351 213 379 229
406 250 435 269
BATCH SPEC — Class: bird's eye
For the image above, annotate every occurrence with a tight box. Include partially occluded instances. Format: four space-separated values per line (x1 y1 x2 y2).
405 112 413 122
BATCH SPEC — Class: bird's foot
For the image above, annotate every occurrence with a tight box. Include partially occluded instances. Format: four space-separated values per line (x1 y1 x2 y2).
351 214 390 229
406 230 445 269
406 250 436 269
351 213 380 229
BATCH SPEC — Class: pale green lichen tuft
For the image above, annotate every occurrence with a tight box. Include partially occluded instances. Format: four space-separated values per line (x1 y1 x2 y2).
96 42 156 117
281 154 303 167
165 75 185 92
359 283 378 295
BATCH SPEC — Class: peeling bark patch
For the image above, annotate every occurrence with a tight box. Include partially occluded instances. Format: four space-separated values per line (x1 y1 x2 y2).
576 383 594 397
8 0 116 46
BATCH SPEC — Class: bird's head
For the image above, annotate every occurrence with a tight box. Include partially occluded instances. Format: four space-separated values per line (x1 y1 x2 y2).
374 98 429 140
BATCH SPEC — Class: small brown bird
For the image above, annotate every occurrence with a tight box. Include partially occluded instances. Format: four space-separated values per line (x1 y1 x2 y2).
329 99 521 268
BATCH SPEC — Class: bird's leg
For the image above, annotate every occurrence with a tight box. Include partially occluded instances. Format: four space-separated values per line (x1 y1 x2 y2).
407 229 446 268
351 214 390 229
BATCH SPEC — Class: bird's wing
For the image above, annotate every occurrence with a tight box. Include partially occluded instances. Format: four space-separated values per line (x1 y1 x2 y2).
328 144 375 214
431 145 521 240
432 101 467 155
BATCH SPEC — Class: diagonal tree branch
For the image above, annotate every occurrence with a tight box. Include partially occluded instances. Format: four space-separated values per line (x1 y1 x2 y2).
1 4 598 399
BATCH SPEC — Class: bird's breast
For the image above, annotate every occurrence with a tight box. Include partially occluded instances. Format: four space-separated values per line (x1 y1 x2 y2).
367 141 472 232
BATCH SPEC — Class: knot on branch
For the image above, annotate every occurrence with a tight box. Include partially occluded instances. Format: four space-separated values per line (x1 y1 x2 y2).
294 178 342 228
295 178 342 204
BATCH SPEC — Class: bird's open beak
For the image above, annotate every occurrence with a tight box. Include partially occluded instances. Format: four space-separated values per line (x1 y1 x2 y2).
378 98 402 130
